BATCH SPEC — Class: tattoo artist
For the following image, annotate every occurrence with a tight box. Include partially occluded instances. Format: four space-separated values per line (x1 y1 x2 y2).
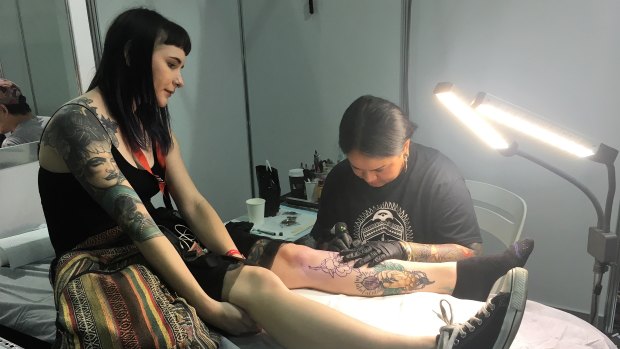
307 95 482 267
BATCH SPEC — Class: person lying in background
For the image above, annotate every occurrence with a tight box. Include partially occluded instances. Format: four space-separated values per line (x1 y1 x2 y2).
0 78 49 147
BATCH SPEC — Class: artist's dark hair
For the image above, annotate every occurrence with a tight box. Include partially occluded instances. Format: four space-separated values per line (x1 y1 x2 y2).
339 95 417 157
88 7 191 154
5 95 31 115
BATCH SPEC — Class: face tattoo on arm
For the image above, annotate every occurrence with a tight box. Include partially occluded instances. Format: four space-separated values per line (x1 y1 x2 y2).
42 98 161 242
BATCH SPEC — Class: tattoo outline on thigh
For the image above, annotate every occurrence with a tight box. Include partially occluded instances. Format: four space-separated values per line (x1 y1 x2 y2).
308 252 355 278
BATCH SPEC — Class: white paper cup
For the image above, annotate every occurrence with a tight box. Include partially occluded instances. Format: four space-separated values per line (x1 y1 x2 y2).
305 181 317 202
246 198 266 226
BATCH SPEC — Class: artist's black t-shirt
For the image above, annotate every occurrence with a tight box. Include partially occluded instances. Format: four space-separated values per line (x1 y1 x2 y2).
311 143 481 247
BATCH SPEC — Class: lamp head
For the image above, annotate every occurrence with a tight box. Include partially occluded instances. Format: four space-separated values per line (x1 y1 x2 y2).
433 82 510 150
498 141 519 157
472 92 598 158
589 143 619 165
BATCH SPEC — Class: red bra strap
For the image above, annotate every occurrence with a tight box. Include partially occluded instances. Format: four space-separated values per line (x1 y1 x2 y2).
133 145 166 193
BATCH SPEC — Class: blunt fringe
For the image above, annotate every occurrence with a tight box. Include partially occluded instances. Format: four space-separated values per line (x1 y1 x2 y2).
88 7 191 155
339 95 417 157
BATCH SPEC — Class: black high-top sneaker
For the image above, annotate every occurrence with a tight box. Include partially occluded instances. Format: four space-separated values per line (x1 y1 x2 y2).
436 267 528 349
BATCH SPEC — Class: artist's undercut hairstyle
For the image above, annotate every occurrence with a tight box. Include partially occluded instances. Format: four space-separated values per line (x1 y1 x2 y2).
88 7 191 155
339 95 418 157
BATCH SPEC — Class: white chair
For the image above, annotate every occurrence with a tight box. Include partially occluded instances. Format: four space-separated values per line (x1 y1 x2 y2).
465 180 527 294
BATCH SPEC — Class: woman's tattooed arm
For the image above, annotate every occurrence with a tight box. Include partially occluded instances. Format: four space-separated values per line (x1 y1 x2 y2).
42 99 161 241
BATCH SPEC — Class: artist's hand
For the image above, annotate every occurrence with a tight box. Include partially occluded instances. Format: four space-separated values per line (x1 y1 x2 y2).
340 241 407 268
325 222 361 252
210 301 261 336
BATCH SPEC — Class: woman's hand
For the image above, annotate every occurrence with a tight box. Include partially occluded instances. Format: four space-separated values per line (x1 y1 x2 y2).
209 301 261 336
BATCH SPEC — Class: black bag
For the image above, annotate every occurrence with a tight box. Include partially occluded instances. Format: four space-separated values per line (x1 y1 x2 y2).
148 205 208 262
139 144 210 262
255 164 281 216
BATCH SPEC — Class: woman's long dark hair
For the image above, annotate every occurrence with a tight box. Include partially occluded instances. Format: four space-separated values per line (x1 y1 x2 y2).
339 95 417 157
88 8 191 154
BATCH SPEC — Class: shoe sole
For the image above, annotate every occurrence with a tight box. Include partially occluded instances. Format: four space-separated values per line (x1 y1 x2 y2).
492 267 528 349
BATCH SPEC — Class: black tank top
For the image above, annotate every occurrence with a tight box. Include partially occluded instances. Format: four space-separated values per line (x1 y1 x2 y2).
38 109 165 257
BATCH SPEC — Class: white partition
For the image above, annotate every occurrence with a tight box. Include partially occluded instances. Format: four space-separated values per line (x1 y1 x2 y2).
0 161 46 238
242 0 403 193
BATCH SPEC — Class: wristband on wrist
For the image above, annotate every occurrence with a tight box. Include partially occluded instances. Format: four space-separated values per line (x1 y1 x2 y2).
225 249 244 258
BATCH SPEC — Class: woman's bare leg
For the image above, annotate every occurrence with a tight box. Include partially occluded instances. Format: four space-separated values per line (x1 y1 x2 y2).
222 265 435 349
260 239 534 301
268 243 457 295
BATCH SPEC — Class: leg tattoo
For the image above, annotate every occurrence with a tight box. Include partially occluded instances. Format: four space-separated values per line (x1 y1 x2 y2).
355 262 435 296
308 254 435 296
308 252 354 278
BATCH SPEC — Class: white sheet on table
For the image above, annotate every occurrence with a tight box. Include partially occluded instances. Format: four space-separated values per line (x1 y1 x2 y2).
0 225 55 268
229 289 615 349
1 257 613 348
513 300 613 349
0 258 56 343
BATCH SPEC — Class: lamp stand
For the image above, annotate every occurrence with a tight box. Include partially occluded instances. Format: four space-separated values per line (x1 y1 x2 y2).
501 142 618 332
603 230 620 334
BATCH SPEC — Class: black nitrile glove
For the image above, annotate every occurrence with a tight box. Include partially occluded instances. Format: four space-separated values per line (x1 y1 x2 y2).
340 241 407 268
325 222 361 252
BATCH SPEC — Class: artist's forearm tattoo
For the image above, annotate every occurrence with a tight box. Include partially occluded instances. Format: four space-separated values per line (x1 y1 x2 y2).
309 252 354 277
410 242 480 262
42 98 161 242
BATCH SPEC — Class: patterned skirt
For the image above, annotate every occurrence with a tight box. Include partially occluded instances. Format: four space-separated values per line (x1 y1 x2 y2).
51 227 221 349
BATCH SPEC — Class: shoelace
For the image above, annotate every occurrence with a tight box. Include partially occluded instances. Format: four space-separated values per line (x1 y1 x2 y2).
435 299 454 325
435 298 496 338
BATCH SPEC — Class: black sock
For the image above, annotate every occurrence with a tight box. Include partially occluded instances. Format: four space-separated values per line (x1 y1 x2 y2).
452 239 534 301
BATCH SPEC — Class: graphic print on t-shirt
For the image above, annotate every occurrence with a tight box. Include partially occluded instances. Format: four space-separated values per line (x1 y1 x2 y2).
353 201 414 242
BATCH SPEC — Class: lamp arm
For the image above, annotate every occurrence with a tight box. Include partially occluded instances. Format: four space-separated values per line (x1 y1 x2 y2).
591 143 618 233
604 163 615 233
500 145 605 230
